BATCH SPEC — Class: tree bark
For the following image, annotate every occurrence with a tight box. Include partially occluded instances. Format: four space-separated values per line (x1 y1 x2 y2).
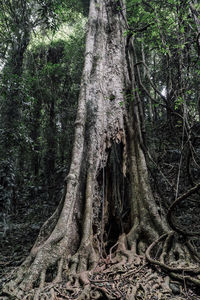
3 0 167 298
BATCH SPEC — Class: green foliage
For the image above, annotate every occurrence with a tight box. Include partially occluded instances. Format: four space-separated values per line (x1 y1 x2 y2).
126 0 200 120
0 0 86 214
174 97 184 110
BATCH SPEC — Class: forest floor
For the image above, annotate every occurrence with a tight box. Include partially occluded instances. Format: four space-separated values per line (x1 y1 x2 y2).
0 206 200 300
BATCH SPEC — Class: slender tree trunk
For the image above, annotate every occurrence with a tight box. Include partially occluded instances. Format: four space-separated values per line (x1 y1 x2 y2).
30 97 42 179
44 98 56 200
3 0 167 298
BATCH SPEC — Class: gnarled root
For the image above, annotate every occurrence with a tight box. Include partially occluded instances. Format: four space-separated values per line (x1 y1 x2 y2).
146 231 200 288
3 239 68 299
69 242 98 275
3 232 199 300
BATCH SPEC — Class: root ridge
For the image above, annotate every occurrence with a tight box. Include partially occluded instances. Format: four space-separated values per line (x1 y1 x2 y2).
146 232 200 289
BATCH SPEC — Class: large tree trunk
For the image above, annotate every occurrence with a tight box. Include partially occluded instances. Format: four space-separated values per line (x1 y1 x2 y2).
3 0 168 298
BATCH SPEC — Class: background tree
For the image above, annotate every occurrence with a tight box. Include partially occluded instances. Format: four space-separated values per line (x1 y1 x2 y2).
0 0 85 213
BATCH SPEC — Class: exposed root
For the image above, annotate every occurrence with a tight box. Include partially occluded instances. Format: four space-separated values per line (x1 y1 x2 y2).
170 272 200 287
3 205 200 300
160 231 174 263
146 231 200 290
2 245 199 300
186 239 200 262
53 258 64 283
68 242 98 275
